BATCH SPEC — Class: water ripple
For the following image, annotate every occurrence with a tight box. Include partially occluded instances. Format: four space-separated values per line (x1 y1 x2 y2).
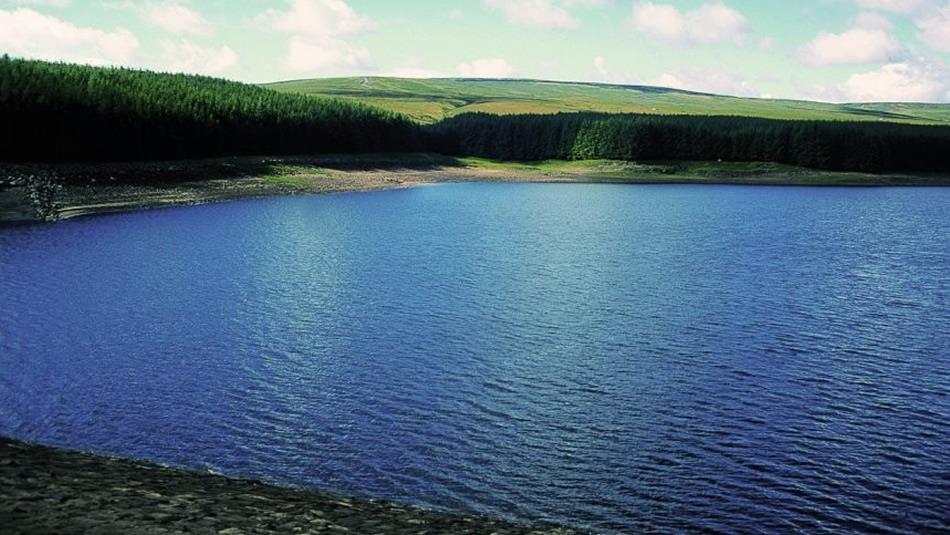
1 184 948 533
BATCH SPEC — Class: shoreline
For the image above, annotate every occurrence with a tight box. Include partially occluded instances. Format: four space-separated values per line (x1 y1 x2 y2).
0 437 580 534
3 154 949 224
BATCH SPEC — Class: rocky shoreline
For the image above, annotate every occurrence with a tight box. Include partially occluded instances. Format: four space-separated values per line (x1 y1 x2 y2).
0 156 451 224
0 157 580 225
0 438 581 534
3 154 948 225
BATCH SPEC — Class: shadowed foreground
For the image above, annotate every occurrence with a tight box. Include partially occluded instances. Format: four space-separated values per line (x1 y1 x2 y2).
0 438 579 534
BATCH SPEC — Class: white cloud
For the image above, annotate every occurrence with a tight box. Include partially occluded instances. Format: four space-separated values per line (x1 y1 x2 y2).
260 0 376 74
286 36 373 73
561 0 611 5
852 11 894 30
591 58 764 98
594 56 609 77
484 0 578 29
655 68 762 97
4 0 72 6
145 2 214 36
855 0 930 13
159 39 236 74
458 58 515 78
590 55 635 84
629 2 683 41
0 8 138 65
853 0 950 52
687 2 748 44
259 0 376 37
916 4 950 52
797 28 900 65
810 59 950 102
629 1 748 45
484 0 608 29
837 60 950 101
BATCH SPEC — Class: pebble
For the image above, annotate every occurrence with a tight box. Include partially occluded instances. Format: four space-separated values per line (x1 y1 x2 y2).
0 438 582 534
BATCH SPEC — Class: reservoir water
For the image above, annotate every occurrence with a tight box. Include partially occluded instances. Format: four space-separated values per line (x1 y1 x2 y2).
1 183 948 533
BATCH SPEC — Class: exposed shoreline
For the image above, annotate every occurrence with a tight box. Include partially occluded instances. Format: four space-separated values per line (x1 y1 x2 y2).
0 437 580 534
3 154 949 225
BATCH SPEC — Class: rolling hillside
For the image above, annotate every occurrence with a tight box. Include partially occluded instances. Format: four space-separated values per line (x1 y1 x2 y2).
2 58 948 174
265 77 950 126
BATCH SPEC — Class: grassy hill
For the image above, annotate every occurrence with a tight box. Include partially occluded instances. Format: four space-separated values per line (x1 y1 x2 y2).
2 57 948 174
265 77 950 125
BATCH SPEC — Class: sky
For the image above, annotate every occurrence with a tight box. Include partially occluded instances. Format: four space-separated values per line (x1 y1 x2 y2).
1 0 949 102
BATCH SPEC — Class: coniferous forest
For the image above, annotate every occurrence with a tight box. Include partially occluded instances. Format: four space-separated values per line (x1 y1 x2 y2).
3 56 950 174
0 56 421 162
428 113 950 173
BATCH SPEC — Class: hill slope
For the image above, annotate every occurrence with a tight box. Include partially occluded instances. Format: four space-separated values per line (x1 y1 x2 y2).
265 77 950 125
2 59 948 175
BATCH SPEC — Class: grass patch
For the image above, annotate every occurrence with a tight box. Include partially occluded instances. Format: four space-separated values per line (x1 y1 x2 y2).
456 157 796 178
262 173 313 187
260 164 330 186
450 156 949 185
265 77 950 125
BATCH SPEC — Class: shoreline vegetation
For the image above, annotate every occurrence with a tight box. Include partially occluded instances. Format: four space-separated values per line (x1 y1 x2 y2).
2 153 949 225
0 437 579 534
4 58 950 172
2 57 949 227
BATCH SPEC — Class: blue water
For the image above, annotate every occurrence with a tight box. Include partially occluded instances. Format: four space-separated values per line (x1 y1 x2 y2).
1 183 949 533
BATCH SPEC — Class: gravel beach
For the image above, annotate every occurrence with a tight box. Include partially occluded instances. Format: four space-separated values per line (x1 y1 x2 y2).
0 438 581 534
4 154 946 225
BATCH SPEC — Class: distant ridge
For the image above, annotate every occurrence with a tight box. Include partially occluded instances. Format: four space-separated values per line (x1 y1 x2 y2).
265 76 950 125
451 78 720 96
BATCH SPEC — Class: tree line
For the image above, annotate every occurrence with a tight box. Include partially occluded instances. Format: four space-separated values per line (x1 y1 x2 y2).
0 56 420 162
2 57 949 174
426 112 950 173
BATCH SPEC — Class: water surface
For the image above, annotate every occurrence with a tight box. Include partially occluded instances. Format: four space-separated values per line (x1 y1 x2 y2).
1 184 948 533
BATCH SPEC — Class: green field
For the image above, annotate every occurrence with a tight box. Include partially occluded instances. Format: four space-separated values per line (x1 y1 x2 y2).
265 77 950 125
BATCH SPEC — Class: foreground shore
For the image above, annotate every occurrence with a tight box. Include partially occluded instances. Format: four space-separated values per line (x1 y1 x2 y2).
3 153 949 224
0 438 579 534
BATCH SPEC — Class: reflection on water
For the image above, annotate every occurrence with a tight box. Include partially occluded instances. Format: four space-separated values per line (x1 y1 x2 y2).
1 184 948 533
